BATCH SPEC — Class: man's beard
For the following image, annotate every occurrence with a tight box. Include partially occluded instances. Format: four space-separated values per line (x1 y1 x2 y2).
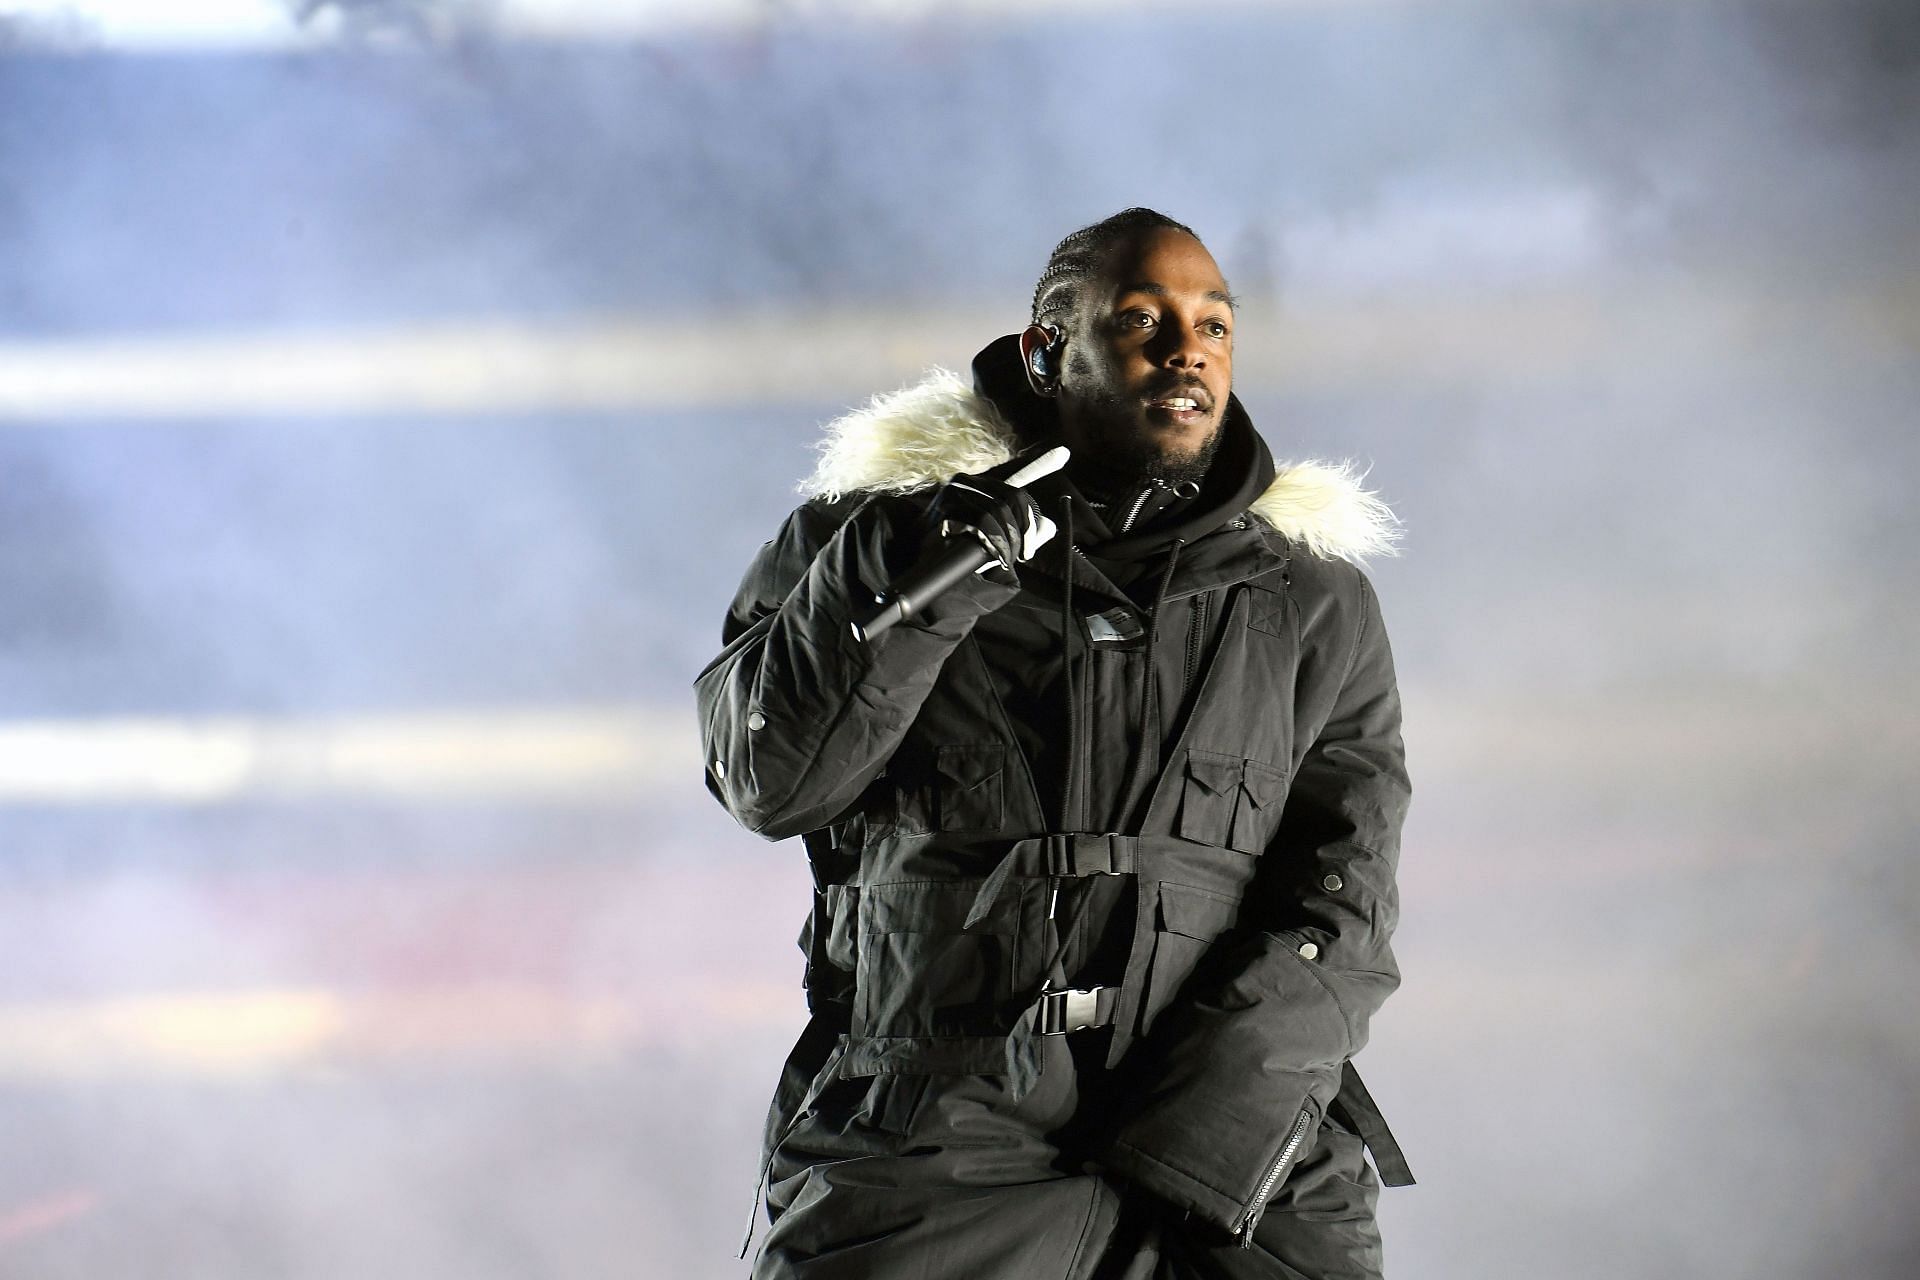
1071 386 1226 490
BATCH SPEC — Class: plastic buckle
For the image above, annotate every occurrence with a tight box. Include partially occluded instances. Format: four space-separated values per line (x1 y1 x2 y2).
1038 986 1107 1035
1045 833 1127 878
1088 833 1127 876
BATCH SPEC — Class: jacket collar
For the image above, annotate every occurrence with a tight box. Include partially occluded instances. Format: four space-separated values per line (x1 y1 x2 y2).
800 366 1401 565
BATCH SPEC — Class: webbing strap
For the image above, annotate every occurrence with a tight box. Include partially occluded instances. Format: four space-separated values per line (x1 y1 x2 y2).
964 833 1139 929
1334 1061 1417 1187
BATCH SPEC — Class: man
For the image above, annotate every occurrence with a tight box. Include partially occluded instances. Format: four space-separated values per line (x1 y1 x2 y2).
696 208 1413 1279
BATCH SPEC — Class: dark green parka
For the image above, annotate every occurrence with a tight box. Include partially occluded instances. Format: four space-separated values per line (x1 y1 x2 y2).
697 339 1412 1250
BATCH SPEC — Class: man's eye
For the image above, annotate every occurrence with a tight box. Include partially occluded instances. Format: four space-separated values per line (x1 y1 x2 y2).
1122 311 1156 329
1204 321 1230 338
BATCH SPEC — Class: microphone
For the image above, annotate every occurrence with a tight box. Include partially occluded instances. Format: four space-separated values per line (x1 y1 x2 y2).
852 445 1070 643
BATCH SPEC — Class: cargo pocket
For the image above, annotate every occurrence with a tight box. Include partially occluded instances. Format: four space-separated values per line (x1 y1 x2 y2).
857 879 1020 1039
1140 881 1241 1035
1176 750 1241 846
935 743 1005 831
869 1072 930 1137
797 1050 925 1139
1229 759 1289 854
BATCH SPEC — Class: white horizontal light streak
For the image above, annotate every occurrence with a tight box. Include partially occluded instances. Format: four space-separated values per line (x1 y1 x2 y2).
2 283 1912 422
0 980 790 1079
0 0 1174 51
0 0 296 50
0 708 697 804
0 988 350 1078
0 313 1000 420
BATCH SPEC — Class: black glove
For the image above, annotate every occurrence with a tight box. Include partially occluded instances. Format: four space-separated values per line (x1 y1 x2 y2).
922 457 1050 571
848 451 1062 642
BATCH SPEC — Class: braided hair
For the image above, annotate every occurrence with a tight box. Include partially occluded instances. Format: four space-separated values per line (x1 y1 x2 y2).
1030 207 1200 330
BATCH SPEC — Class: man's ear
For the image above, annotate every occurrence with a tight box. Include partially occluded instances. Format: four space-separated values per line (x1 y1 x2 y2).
1019 323 1063 396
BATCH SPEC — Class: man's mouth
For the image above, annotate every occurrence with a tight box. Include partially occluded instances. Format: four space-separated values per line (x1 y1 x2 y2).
1145 388 1212 423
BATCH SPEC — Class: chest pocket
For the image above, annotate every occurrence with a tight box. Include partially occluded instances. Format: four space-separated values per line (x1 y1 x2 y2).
890 743 1007 835
1176 748 1289 854
934 743 1005 832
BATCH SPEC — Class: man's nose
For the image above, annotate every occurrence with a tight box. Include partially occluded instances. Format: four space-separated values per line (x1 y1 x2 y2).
1150 322 1206 369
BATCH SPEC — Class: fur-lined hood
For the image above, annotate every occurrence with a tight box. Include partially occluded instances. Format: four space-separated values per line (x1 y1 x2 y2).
800 368 1400 563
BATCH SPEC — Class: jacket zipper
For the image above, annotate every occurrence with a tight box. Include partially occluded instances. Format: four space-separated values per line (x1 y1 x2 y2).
1116 485 1155 534
1234 1105 1313 1249
1184 593 1207 697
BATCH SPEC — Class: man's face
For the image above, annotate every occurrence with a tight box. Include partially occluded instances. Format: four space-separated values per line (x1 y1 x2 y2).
1055 228 1235 485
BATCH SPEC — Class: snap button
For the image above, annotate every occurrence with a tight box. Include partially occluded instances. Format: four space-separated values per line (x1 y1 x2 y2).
1297 941 1319 961
712 758 727 780
746 711 766 731
1322 873 1344 892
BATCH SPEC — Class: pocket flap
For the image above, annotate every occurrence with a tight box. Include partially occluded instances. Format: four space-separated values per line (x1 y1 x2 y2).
1238 759 1288 810
1183 752 1240 798
1246 585 1289 637
935 743 1004 792
1157 882 1240 941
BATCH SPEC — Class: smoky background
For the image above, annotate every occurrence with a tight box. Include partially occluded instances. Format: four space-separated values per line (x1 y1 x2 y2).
0 0 1915 1276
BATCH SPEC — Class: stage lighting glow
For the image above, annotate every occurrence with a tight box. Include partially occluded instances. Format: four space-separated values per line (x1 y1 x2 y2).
0 708 696 804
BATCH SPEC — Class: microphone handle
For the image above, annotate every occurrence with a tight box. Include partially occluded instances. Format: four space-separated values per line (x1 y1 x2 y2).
851 536 995 643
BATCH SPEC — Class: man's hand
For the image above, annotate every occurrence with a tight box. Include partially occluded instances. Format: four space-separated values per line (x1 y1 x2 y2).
923 456 1056 570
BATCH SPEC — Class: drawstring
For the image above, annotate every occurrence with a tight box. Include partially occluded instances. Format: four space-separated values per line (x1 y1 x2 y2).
1118 538 1184 828
1057 503 1077 832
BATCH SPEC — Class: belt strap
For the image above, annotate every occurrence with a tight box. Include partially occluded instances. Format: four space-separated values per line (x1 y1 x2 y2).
966 833 1138 928
1333 1061 1416 1187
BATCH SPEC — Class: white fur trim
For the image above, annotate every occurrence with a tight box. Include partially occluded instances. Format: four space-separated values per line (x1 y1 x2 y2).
1252 459 1402 562
799 369 1399 562
801 368 1017 502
